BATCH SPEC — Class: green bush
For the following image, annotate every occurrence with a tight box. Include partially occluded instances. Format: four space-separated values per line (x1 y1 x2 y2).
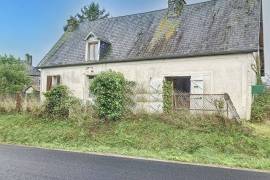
44 85 73 119
163 80 173 113
90 71 134 121
251 90 270 122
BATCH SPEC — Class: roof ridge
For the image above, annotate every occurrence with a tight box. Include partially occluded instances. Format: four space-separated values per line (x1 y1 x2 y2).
81 0 217 25
186 0 216 6
81 8 167 25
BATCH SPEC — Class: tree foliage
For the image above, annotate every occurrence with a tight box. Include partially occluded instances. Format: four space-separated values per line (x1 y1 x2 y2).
0 55 30 95
63 16 80 32
90 71 134 121
64 2 110 32
77 2 110 22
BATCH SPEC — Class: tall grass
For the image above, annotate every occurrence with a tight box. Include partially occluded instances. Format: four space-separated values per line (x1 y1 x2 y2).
251 89 270 122
0 95 42 115
1 112 269 169
0 95 269 169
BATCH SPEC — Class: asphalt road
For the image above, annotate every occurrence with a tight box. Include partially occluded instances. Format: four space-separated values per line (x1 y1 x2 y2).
0 144 269 180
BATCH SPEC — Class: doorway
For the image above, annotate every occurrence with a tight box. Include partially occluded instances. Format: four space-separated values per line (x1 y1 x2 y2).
166 76 191 93
166 76 191 109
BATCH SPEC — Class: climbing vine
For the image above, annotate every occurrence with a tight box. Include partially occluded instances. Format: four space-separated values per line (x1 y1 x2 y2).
251 54 263 85
163 80 173 113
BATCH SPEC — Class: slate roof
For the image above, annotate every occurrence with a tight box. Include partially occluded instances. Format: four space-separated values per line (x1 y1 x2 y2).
39 0 261 68
28 67 40 76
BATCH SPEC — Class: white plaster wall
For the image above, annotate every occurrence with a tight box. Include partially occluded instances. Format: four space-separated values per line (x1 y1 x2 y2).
40 53 256 119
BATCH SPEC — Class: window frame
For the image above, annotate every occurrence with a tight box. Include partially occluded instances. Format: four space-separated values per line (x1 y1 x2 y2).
46 75 61 91
85 40 100 61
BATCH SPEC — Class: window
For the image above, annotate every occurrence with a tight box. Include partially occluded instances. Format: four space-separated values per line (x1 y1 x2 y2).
86 42 99 61
46 75 61 91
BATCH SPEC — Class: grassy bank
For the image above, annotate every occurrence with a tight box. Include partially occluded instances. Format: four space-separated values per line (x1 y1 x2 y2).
0 113 269 170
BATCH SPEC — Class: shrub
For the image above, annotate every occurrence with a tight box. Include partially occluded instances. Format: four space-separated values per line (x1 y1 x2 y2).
163 80 173 113
44 85 73 119
251 90 270 122
90 71 134 121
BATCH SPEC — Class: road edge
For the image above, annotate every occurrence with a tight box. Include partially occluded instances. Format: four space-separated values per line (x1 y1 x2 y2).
1 143 269 174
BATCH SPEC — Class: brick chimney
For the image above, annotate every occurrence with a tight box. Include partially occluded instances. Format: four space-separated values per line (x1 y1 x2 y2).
25 54 32 66
168 0 186 17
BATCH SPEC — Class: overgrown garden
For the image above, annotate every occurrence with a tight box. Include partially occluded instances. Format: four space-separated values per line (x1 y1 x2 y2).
0 61 269 170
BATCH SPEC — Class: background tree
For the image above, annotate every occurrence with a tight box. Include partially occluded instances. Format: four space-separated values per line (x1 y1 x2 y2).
0 55 30 95
77 2 110 22
64 2 110 32
0 55 30 111
63 16 80 32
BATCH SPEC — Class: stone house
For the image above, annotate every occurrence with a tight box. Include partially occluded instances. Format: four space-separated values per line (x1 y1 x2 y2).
38 0 264 120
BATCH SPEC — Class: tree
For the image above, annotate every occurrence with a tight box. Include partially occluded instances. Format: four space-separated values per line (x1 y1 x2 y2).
77 2 110 22
63 16 80 32
0 55 30 95
64 2 110 32
0 55 31 112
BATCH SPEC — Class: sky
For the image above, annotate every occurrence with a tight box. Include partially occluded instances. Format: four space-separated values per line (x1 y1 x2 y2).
0 0 269 71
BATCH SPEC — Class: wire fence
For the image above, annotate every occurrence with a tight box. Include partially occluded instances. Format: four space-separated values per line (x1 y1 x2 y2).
173 92 240 121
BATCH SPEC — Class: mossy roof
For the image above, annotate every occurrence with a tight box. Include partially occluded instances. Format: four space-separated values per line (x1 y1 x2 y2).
39 0 261 68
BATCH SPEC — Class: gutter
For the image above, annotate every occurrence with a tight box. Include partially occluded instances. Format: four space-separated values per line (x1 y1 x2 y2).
38 49 258 69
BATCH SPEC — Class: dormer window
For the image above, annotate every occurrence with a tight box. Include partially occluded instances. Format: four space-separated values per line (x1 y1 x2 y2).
85 32 100 61
87 41 99 61
85 32 111 62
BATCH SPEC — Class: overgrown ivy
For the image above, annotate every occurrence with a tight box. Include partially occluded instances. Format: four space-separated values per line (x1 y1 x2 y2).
163 80 173 113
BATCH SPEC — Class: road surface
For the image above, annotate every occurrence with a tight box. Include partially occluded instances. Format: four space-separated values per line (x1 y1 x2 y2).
0 144 269 180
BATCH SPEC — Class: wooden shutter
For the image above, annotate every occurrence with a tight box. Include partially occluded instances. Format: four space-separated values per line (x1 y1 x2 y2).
47 76 52 91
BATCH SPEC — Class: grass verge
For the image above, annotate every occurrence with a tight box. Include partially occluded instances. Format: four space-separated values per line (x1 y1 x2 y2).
0 113 269 170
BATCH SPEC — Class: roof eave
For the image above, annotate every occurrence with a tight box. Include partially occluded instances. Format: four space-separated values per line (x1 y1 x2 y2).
38 49 258 69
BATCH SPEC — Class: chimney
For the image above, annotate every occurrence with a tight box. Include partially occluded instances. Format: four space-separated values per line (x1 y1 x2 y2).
25 54 32 66
168 0 186 17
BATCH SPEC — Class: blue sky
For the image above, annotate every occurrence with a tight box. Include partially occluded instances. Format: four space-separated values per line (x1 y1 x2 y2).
0 0 269 68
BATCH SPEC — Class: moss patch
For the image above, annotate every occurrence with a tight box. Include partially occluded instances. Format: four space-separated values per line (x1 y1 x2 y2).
149 17 180 50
